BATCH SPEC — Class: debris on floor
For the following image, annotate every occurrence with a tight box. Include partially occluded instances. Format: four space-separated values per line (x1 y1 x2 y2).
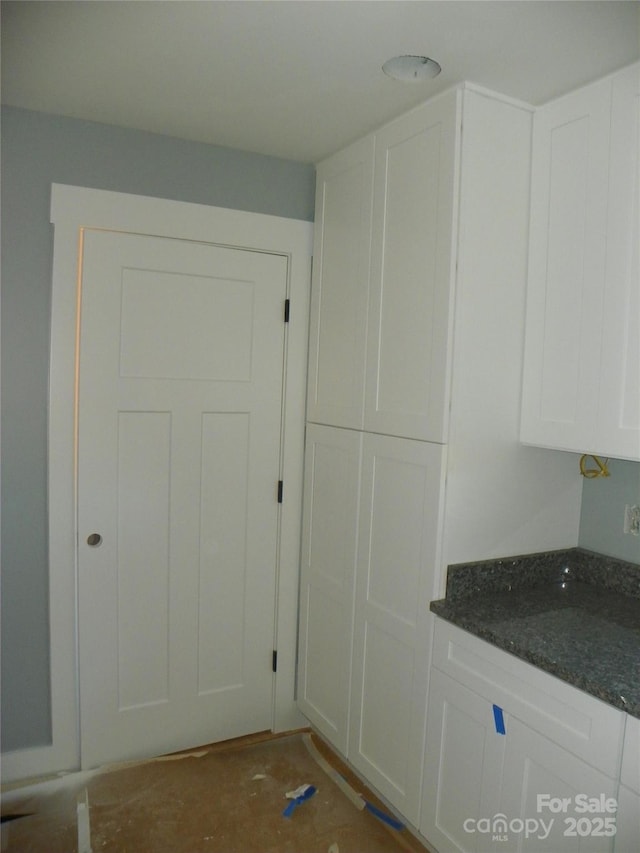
76 789 92 853
282 783 317 818
303 733 365 812
1 731 430 852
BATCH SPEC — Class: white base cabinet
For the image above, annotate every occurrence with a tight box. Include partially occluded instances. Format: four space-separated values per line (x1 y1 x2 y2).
614 785 640 853
422 668 506 852
421 620 626 853
616 715 640 851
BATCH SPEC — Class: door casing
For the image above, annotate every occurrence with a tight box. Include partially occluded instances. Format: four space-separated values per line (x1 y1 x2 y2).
1 184 312 781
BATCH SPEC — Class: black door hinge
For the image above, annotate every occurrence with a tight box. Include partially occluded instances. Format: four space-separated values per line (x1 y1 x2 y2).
277 480 283 503
272 650 278 672
284 299 290 323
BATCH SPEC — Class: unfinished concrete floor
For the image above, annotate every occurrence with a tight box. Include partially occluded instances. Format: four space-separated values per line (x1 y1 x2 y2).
2 731 431 852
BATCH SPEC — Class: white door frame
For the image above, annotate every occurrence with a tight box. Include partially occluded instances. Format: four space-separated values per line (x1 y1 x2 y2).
2 184 312 781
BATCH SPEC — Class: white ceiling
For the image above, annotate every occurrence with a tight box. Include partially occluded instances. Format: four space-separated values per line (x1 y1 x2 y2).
2 1 639 163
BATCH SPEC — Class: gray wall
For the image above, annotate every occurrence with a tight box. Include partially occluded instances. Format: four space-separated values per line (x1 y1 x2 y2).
2 105 638 756
579 460 640 564
0 105 315 753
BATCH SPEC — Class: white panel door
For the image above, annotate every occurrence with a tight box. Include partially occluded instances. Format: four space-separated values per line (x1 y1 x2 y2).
365 90 459 442
349 433 446 824
297 424 362 754
77 229 288 769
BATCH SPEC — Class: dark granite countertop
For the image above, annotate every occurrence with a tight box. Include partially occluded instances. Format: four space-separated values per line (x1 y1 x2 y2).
430 548 640 718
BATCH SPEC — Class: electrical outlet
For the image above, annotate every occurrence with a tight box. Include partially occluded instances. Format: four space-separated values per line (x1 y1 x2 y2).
623 504 640 536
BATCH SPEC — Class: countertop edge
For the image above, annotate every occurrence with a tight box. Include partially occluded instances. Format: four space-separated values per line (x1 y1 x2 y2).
430 600 639 718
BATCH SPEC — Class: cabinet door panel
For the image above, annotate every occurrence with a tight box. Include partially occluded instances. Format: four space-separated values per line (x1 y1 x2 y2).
501 718 617 852
598 64 640 460
297 425 362 753
521 79 612 453
365 92 459 442
614 784 640 852
307 138 374 429
620 713 640 795
349 433 446 823
421 668 505 853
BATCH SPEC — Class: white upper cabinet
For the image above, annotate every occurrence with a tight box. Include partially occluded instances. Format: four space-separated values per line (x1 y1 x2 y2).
522 77 611 453
598 64 640 459
365 92 459 442
308 91 460 442
521 63 640 460
307 137 373 430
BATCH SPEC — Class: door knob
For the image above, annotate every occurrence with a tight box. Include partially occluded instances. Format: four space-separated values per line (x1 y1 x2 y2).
86 533 103 547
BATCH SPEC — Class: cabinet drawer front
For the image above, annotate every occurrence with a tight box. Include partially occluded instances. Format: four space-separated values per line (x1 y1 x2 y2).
433 620 624 779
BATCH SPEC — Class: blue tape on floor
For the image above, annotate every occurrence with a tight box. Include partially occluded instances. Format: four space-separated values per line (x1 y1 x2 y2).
493 703 506 735
282 784 317 818
364 801 405 831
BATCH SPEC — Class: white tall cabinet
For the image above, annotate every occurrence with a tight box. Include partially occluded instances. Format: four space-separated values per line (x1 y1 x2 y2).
521 62 640 460
297 83 582 830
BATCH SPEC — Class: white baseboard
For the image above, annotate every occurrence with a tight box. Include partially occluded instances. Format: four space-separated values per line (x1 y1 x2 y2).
1 744 78 786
